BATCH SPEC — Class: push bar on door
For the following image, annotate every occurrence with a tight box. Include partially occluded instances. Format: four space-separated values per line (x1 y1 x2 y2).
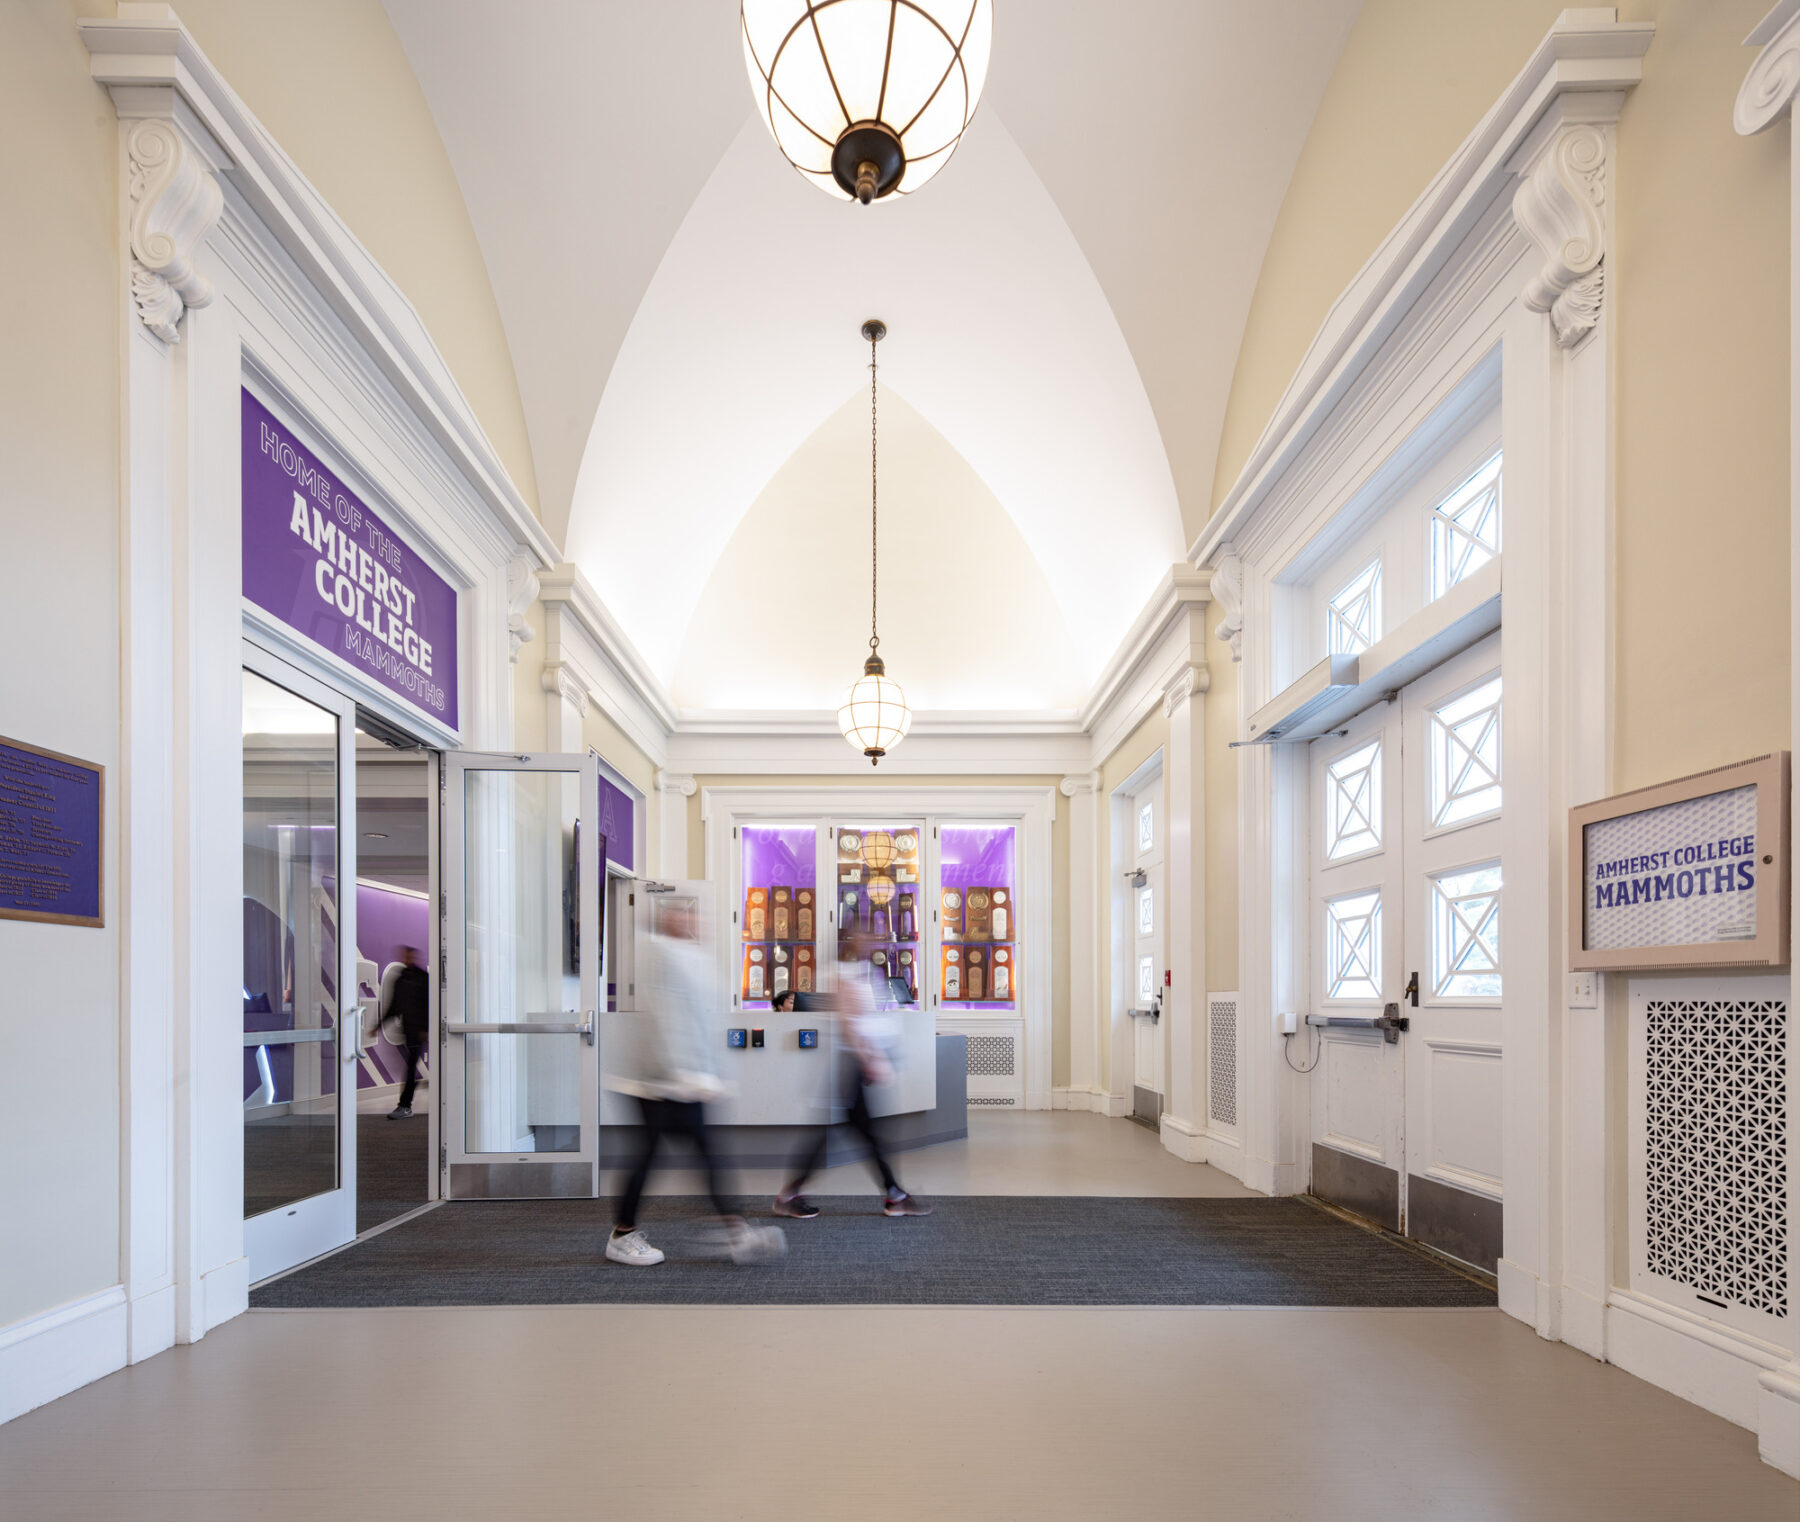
1304 1005 1409 1044
444 1017 595 1044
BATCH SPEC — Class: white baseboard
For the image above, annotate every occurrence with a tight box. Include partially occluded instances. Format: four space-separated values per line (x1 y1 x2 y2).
1051 1085 1114 1113
128 1282 176 1365
201 1256 249 1335
1757 1363 1800 1479
1025 1087 1052 1112
1202 1128 1245 1180
1606 1289 1788 1435
0 1285 128 1425
1158 1114 1207 1163
1101 1090 1129 1117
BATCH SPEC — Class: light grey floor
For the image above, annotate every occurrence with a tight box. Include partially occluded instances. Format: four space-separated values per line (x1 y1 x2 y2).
3 1112 1793 1518
622 1107 1260 1200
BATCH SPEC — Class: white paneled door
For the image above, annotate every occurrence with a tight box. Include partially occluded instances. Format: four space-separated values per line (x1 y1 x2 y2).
1308 632 1504 1270
1129 776 1166 1119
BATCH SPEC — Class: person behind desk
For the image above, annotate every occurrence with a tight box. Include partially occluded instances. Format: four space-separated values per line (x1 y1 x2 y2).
774 933 931 1220
385 945 429 1120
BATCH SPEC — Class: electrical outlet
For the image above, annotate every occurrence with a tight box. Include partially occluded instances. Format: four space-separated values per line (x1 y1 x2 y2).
1568 971 1598 1009
1279 1011 1299 1035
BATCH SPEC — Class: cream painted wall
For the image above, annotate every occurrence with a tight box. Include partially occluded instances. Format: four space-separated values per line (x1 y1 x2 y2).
672 388 1087 712
1096 708 1170 1095
686 775 1070 1085
1209 0 1789 795
0 0 123 1327
509 599 660 870
172 0 542 516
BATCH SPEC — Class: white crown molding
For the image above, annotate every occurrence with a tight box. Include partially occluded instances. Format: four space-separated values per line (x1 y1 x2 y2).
1737 0 1800 134
1078 565 1211 731
1190 7 1652 570
125 114 221 343
1513 122 1608 349
537 564 677 766
505 554 538 664
81 4 556 570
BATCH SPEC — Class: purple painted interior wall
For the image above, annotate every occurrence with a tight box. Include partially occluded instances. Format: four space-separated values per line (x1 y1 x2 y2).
351 880 432 1088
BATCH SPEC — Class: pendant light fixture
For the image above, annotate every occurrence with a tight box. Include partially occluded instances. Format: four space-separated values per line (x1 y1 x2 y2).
838 319 911 765
740 1 993 205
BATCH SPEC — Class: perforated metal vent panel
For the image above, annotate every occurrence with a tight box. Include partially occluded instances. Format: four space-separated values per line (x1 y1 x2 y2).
968 1096 1016 1106
1208 995 1239 1127
1644 994 1788 1318
967 1034 1016 1078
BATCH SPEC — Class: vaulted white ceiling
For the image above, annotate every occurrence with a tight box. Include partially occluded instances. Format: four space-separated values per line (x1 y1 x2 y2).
384 0 1361 710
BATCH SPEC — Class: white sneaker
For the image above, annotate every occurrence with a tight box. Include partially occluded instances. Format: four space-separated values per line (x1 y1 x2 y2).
727 1220 787 1265
605 1229 665 1267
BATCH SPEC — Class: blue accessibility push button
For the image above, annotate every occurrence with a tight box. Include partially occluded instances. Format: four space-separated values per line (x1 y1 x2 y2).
727 1028 748 1049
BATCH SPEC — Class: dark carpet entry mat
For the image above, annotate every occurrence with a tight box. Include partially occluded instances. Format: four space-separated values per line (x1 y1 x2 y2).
252 1196 1495 1309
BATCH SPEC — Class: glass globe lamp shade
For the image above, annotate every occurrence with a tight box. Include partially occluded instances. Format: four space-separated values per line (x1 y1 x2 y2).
741 0 993 204
861 830 897 873
866 872 897 907
838 656 912 764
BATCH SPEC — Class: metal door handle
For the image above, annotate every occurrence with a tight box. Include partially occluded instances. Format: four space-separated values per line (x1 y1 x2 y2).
445 1019 595 1044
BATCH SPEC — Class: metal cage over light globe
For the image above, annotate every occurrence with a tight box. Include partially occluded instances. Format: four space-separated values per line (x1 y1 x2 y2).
741 0 993 204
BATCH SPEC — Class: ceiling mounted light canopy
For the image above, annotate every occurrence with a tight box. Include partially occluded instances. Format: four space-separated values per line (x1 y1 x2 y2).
740 0 994 205
838 319 911 765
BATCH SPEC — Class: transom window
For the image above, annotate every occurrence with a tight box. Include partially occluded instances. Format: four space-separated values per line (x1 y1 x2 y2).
1431 863 1502 998
1429 674 1502 828
1430 453 1502 599
1137 799 1154 855
1325 889 1382 1001
1327 558 1383 655
1325 739 1382 861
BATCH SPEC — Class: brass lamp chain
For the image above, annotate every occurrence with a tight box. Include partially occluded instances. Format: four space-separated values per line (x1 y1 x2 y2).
869 331 880 659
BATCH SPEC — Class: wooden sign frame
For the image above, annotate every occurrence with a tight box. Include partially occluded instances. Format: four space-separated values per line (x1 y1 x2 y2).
1568 752 1789 972
0 735 106 928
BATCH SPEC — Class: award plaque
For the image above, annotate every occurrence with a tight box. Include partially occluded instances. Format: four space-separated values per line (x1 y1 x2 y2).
772 885 792 940
772 944 790 994
746 887 767 941
966 888 992 941
967 947 985 999
991 887 1010 942
796 946 815 992
993 946 1012 1000
942 946 961 999
898 947 915 994
745 946 766 1000
797 889 814 941
839 831 862 859
941 888 963 940
897 892 915 938
841 888 859 932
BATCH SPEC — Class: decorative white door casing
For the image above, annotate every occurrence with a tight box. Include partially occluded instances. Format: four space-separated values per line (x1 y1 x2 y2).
1130 772 1167 1108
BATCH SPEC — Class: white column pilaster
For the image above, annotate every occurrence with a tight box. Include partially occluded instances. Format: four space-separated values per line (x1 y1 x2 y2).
1161 662 1209 1161
1060 772 1101 1106
655 772 697 879
541 662 588 752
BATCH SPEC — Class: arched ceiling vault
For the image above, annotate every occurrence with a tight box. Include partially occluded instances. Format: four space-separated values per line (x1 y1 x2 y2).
384 0 1362 706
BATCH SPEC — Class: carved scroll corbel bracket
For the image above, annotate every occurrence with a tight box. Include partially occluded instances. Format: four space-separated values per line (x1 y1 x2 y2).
655 771 698 799
541 662 590 718
1736 4 1800 136
506 554 540 663
127 118 223 344
1058 771 1100 799
1512 124 1608 350
1163 662 1210 718
1211 549 1244 662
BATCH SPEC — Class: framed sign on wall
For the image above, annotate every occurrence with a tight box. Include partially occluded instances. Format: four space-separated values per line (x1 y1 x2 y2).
1568 753 1790 972
0 735 104 928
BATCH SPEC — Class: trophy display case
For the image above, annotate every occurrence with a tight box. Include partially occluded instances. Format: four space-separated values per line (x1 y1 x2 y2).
939 823 1018 1009
836 822 923 1003
739 824 818 1008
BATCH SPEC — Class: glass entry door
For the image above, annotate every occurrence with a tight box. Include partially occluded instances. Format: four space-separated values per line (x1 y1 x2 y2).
242 647 360 1282
442 751 600 1198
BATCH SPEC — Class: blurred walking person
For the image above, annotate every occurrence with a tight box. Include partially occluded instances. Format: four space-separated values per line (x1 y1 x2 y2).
605 893 785 1267
383 945 429 1120
774 932 931 1220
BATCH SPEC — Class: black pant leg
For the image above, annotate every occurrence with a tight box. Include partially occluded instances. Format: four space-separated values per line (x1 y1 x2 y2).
615 1097 667 1229
398 1041 424 1108
668 1100 734 1217
846 1076 900 1195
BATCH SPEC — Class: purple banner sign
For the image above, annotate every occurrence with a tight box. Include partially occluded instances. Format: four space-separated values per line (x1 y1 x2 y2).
0 737 104 927
242 390 459 729
597 772 635 871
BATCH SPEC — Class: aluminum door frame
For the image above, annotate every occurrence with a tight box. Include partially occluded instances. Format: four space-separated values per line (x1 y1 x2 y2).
441 750 600 1198
242 639 360 1282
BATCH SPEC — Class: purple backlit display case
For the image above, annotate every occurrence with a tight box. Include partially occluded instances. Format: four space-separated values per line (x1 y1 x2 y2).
939 823 1019 1010
836 823 924 1003
740 824 818 1008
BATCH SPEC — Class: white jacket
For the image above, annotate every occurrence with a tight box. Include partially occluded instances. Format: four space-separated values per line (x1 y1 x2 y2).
604 934 727 1103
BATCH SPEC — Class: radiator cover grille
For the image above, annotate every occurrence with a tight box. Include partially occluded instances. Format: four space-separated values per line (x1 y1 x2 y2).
1208 994 1239 1127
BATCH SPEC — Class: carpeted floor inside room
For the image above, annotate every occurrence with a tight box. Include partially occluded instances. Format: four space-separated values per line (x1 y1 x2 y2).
251 1194 1494 1309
